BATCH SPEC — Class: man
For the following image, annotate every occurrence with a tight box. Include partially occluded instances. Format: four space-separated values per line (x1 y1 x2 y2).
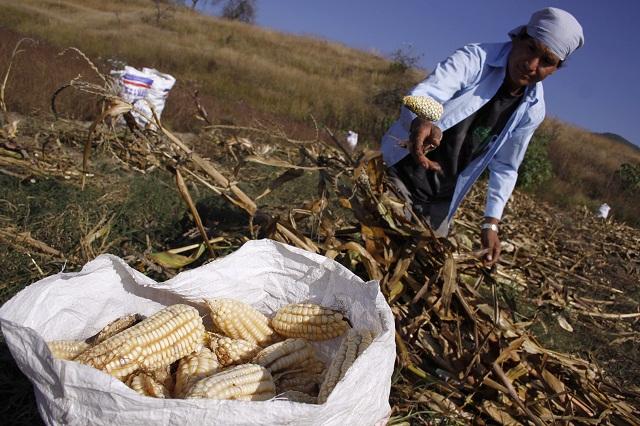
380 7 584 266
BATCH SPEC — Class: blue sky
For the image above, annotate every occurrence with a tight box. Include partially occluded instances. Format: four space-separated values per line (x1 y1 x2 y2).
203 1 640 146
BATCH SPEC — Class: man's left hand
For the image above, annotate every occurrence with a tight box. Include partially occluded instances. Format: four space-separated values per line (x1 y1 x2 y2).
480 219 501 267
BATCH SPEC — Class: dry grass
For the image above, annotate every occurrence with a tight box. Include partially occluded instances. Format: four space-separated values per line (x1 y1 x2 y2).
0 28 105 119
534 118 640 225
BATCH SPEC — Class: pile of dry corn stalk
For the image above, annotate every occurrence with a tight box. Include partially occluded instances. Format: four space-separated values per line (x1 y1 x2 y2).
86 107 639 423
2 63 639 424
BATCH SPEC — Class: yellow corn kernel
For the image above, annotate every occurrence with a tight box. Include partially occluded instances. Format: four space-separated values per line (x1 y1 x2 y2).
174 347 221 397
318 329 375 403
47 340 90 360
271 303 349 341
184 364 275 401
75 304 205 380
126 372 170 398
402 95 443 121
209 334 261 366
205 298 277 346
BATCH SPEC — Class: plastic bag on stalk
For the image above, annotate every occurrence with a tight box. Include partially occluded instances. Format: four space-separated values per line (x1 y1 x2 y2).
0 239 395 426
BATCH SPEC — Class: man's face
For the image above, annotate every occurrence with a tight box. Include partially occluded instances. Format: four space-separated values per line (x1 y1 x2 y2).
507 35 561 88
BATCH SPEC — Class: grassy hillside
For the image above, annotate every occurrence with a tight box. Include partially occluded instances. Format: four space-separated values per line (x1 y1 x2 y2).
530 118 640 226
0 0 424 138
598 132 639 151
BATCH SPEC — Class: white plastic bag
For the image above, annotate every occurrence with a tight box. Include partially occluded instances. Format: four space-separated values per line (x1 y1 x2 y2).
140 67 176 124
346 131 358 151
597 203 610 219
0 239 395 425
110 66 176 129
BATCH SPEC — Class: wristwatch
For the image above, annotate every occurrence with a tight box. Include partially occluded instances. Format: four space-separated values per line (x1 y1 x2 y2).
481 223 499 233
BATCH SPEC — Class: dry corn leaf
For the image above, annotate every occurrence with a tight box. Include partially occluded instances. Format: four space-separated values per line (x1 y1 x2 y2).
477 304 519 338
338 197 352 209
255 168 304 200
375 199 400 231
556 314 574 332
338 241 384 281
383 251 414 301
361 224 391 266
529 401 556 421
481 401 522 425
505 363 529 382
387 280 404 304
148 243 206 269
417 390 471 419
80 214 114 256
521 339 597 380
495 335 527 364
323 248 339 260
364 153 384 193
541 369 566 402
275 222 319 253
438 254 457 316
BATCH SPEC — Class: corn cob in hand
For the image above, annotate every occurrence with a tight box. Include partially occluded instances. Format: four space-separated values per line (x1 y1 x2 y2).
402 96 443 122
401 96 445 172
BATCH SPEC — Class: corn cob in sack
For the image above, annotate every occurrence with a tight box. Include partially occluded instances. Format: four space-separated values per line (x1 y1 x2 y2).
0 239 395 425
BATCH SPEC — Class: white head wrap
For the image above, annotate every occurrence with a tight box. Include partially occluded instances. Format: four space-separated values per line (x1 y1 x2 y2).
509 7 584 61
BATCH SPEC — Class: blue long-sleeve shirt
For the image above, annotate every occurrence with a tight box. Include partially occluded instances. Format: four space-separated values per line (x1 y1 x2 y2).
380 41 545 223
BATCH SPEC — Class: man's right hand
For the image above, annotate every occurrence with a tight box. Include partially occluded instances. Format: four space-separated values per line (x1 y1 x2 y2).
409 117 443 172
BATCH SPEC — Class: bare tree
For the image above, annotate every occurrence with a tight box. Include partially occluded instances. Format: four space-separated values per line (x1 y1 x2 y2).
221 0 256 24
188 0 210 10
150 0 176 26
186 0 225 11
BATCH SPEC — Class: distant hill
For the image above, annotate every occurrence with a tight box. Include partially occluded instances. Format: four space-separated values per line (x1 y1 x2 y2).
596 132 639 150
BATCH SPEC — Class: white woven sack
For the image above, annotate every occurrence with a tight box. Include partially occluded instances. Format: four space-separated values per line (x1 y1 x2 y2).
0 239 395 425
112 66 153 105
141 67 176 121
110 66 175 129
